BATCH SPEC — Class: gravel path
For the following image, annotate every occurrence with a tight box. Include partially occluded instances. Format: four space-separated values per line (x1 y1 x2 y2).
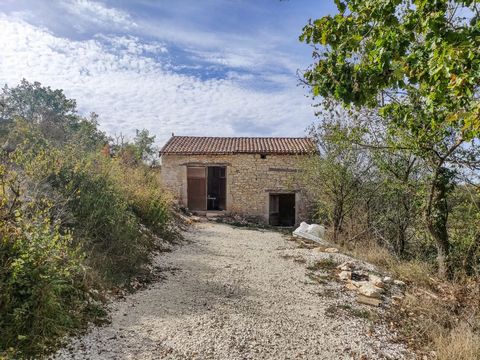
54 222 412 360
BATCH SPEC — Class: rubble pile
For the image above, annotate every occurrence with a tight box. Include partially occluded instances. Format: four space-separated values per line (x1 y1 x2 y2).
335 261 406 307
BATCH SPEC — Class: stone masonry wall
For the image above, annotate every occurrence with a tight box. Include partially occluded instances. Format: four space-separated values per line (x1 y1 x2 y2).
160 153 311 225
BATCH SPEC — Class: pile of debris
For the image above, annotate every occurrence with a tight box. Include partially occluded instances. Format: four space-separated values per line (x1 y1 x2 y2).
336 261 406 306
215 213 267 228
172 207 203 228
291 222 406 307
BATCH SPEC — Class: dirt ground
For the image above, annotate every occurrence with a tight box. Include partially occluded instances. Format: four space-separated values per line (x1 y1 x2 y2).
53 222 412 360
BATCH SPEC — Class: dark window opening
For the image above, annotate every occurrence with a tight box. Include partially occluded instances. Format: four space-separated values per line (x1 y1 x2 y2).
269 193 295 226
207 166 226 211
260 154 267 159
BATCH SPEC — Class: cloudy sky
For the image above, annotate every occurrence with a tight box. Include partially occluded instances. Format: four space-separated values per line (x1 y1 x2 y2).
0 0 335 145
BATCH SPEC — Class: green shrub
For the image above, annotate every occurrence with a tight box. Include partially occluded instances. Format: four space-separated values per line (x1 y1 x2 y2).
0 80 176 358
15 144 171 283
61 161 153 282
108 161 173 237
0 197 90 358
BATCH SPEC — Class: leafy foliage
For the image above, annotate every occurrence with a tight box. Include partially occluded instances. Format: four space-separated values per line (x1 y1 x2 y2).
0 80 174 358
300 3 480 354
300 0 480 277
0 166 93 357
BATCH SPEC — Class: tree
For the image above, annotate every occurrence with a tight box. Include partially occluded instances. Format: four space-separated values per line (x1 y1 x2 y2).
300 0 480 277
133 129 156 162
0 80 106 149
300 107 373 244
0 79 77 144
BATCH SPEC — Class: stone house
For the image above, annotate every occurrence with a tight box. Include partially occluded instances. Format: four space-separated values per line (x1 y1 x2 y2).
159 136 316 226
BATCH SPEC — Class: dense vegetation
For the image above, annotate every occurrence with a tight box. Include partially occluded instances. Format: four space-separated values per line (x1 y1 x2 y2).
299 0 479 358
0 80 175 358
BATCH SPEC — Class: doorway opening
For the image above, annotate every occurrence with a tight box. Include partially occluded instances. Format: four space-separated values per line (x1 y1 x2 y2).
269 193 296 226
187 166 226 211
207 166 226 210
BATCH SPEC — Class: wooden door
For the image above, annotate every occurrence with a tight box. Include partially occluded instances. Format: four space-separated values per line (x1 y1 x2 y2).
187 167 206 210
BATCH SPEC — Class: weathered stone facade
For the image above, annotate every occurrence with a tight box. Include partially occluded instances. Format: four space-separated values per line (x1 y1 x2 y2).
160 153 310 225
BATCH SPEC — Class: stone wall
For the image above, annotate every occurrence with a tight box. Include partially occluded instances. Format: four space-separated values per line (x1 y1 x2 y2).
160 153 311 225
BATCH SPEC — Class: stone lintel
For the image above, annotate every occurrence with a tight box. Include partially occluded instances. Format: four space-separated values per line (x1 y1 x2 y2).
180 162 231 167
265 189 299 193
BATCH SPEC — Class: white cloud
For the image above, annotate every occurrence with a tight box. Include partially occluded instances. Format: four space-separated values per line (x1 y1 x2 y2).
60 0 137 31
0 16 315 145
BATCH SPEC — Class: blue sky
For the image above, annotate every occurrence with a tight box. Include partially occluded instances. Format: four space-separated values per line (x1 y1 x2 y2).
0 0 336 145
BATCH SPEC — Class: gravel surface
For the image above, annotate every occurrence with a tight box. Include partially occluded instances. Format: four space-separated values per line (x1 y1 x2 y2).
53 222 413 360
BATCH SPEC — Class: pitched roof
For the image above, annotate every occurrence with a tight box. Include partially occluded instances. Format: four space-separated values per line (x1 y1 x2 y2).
160 136 316 155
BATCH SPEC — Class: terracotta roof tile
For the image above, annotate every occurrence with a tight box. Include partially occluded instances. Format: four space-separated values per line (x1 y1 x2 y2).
160 136 316 155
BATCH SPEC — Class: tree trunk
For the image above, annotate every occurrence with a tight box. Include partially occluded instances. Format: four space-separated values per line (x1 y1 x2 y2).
426 167 453 279
332 200 344 244
396 224 406 257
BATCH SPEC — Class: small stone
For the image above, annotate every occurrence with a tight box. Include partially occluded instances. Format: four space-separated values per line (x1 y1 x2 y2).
369 274 384 288
351 280 369 288
324 247 339 253
383 276 393 284
393 280 406 287
338 271 351 281
358 283 383 299
337 261 354 271
357 294 382 306
312 246 326 253
345 282 358 291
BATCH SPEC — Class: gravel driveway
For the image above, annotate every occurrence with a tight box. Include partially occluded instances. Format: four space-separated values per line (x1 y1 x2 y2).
54 222 411 360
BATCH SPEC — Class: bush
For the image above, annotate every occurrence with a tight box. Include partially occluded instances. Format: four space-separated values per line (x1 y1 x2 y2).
0 80 175 357
62 162 151 282
14 141 173 283
108 160 172 236
0 171 92 357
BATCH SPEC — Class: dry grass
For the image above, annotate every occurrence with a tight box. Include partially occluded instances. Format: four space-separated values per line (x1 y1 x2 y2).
339 238 480 358
388 260 436 288
348 242 437 288
353 245 392 268
434 323 480 360
386 275 480 358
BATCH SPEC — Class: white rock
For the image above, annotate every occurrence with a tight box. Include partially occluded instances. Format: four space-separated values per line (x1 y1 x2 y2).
338 271 351 281
369 274 384 288
358 283 383 299
345 282 358 291
357 294 382 306
351 280 369 288
393 280 406 287
324 247 339 253
383 276 393 284
336 261 354 271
